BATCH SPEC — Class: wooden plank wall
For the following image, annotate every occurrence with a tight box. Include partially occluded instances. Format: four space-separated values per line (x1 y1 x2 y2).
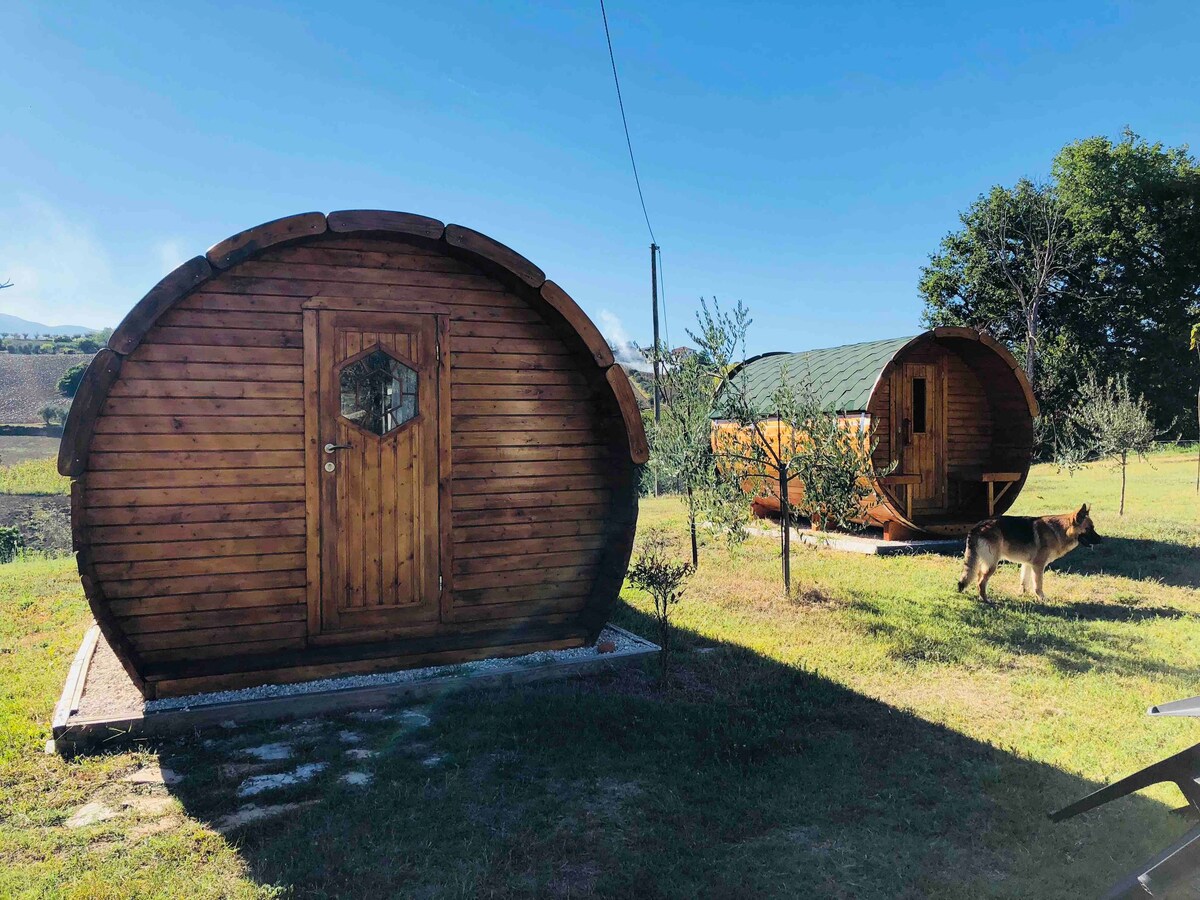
81 233 627 684
945 352 992 471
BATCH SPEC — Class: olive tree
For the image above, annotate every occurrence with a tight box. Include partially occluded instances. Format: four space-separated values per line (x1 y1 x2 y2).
648 343 748 567
1068 373 1167 514
627 527 693 678
692 298 891 594
1192 322 1199 491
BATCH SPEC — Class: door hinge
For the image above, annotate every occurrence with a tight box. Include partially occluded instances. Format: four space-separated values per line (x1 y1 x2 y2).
439 574 444 593
436 340 441 362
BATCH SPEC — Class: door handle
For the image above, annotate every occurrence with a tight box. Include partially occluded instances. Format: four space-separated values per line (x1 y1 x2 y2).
901 418 912 446
324 443 353 453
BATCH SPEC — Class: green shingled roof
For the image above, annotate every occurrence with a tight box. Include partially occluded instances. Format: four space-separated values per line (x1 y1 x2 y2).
727 336 917 414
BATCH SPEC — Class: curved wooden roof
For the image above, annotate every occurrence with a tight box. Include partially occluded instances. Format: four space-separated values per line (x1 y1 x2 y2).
60 211 648 476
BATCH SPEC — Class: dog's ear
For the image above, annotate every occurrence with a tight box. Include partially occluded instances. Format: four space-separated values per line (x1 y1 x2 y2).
1075 503 1089 522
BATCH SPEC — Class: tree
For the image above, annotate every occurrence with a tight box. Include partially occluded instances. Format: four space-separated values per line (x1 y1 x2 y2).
39 404 68 427
648 345 746 567
57 362 87 398
921 130 1200 442
626 527 693 679
789 404 893 532
1192 322 1200 491
919 179 1074 394
1067 373 1165 515
694 299 890 593
1054 130 1200 439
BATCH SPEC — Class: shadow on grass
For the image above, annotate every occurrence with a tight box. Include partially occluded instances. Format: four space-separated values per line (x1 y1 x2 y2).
141 605 1193 898
846 590 1198 680
1048 535 1200 590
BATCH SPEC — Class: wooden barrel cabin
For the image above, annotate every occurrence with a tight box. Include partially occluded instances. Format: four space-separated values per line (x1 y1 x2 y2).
59 211 648 699
720 328 1037 540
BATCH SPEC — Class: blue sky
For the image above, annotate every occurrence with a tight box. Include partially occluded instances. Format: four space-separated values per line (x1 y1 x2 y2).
2 1 1198 354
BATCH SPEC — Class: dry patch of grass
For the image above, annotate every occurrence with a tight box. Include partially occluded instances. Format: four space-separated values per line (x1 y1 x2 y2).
0 457 69 495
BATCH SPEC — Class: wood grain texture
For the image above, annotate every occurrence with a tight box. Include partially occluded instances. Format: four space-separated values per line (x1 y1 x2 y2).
977 333 1039 416
327 209 445 239
58 349 123 476
71 214 643 692
539 280 615 367
606 364 650 464
109 256 213 354
206 212 327 269
443 223 545 288
860 328 1033 534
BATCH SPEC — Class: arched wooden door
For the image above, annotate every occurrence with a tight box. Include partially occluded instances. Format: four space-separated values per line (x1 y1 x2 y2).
303 304 451 640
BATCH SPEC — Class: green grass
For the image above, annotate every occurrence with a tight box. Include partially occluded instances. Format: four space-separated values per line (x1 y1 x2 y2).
0 453 1197 897
0 457 69 495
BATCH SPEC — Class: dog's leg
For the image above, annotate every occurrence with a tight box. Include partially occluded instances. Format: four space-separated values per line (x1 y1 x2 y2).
958 533 979 593
1019 564 1032 594
1033 565 1047 602
978 565 997 601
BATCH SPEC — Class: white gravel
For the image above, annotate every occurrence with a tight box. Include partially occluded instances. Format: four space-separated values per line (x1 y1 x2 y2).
144 626 642 713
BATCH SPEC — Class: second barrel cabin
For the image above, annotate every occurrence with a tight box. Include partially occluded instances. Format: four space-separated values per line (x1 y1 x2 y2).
719 328 1038 539
59 211 648 698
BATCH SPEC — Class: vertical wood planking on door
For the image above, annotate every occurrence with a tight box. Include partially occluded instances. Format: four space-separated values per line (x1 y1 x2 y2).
343 329 362 609
378 332 398 606
362 330 383 607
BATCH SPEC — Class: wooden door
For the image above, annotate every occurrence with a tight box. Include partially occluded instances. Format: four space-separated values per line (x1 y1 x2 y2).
307 308 445 637
895 361 947 513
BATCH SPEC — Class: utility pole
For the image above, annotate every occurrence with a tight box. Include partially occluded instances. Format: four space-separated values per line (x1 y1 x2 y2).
651 243 661 496
651 242 661 423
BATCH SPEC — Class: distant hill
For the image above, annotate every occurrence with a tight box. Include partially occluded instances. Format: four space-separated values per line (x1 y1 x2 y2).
0 312 93 337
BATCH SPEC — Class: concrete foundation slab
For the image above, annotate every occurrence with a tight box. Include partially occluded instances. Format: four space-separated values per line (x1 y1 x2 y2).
749 524 962 556
51 623 658 756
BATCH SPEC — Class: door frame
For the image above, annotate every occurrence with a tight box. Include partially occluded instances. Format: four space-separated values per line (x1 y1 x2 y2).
890 357 948 514
301 299 453 644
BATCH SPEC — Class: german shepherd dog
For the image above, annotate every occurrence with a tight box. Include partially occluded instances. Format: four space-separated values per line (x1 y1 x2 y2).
957 505 1102 601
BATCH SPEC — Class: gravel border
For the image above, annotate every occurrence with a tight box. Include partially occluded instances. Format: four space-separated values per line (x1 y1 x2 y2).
145 626 641 713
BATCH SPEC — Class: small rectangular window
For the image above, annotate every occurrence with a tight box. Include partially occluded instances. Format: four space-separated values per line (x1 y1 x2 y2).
912 378 927 434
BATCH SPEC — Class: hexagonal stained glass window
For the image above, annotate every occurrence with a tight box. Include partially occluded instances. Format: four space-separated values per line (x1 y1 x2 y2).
339 348 418 436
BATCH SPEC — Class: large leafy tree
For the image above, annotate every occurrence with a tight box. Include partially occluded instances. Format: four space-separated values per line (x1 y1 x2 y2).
1191 322 1199 491
921 130 1200 439
918 179 1073 395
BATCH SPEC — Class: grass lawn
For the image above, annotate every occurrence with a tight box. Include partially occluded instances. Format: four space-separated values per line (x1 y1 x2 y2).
0 452 1197 897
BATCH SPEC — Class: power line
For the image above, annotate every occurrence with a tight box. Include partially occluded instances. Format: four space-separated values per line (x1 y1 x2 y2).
599 0 656 245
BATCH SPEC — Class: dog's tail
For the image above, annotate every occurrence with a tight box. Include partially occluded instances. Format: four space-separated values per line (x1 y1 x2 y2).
957 529 980 593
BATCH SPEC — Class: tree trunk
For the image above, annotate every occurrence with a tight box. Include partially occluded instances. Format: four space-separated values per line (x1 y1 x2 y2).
779 468 791 595
657 606 670 679
1024 302 1039 396
1120 451 1127 516
686 484 699 568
